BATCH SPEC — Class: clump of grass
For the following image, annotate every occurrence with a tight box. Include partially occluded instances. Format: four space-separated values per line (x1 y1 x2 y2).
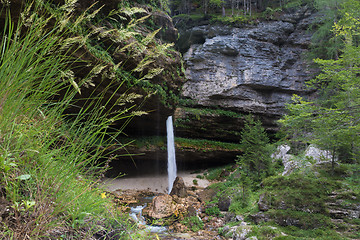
181 216 204 232
0 3 148 239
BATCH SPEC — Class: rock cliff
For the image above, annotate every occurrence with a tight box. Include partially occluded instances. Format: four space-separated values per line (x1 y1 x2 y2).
175 6 318 142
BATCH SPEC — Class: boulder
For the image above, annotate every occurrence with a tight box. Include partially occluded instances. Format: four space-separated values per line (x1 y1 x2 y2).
197 187 216 203
305 145 334 163
170 176 188 198
222 223 252 240
218 196 231 211
145 194 176 219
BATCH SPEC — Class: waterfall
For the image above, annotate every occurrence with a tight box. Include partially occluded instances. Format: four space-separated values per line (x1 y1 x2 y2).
166 116 177 194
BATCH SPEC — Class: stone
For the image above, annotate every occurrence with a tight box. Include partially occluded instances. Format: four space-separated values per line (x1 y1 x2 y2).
151 10 178 42
197 187 216 203
230 225 252 240
305 145 334 163
258 193 270 211
176 10 319 141
249 212 270 224
271 145 291 160
218 196 231 211
249 21 295 44
271 144 315 176
186 205 197 217
224 212 243 223
246 237 258 240
170 176 188 198
145 194 176 219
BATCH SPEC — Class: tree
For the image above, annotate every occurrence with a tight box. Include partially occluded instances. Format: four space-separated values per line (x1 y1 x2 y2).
279 0 360 166
236 115 273 183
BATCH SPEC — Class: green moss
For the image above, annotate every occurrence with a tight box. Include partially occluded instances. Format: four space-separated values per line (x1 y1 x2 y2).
119 136 166 149
248 225 283 240
275 225 346 239
118 137 242 152
267 209 332 229
260 173 339 214
175 137 242 152
182 107 244 119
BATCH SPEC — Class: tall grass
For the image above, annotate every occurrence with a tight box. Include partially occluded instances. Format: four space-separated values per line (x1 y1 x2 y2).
0 3 146 239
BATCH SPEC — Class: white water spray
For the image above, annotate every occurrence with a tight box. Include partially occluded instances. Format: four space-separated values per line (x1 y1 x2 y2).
166 116 177 194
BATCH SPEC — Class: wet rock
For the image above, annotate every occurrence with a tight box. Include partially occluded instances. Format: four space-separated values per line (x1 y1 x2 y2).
280 5 312 23
170 176 188 198
152 10 178 42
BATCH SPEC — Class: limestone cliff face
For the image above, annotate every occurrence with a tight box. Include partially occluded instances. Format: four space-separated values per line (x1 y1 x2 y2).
175 6 318 141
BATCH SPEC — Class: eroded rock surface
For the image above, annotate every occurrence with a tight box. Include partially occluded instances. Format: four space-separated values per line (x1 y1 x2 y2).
176 6 318 141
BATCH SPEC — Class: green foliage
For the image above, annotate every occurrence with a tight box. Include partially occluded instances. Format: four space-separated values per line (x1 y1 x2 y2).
280 0 360 165
236 115 274 183
0 2 151 239
206 164 234 180
205 205 221 216
267 209 332 229
261 173 336 214
274 226 347 239
181 216 204 232
247 225 283 240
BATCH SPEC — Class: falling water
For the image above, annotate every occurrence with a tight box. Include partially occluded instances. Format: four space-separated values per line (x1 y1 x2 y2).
166 116 177 194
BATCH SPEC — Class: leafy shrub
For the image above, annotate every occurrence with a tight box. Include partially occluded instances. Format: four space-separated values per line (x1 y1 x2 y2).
205 205 221 216
181 216 204 232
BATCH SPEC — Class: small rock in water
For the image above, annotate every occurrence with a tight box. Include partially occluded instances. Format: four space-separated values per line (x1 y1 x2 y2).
170 176 188 198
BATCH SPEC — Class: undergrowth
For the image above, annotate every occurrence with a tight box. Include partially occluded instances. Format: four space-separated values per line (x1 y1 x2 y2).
0 2 153 239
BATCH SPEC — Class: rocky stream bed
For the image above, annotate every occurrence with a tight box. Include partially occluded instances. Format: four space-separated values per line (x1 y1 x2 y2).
102 171 231 240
